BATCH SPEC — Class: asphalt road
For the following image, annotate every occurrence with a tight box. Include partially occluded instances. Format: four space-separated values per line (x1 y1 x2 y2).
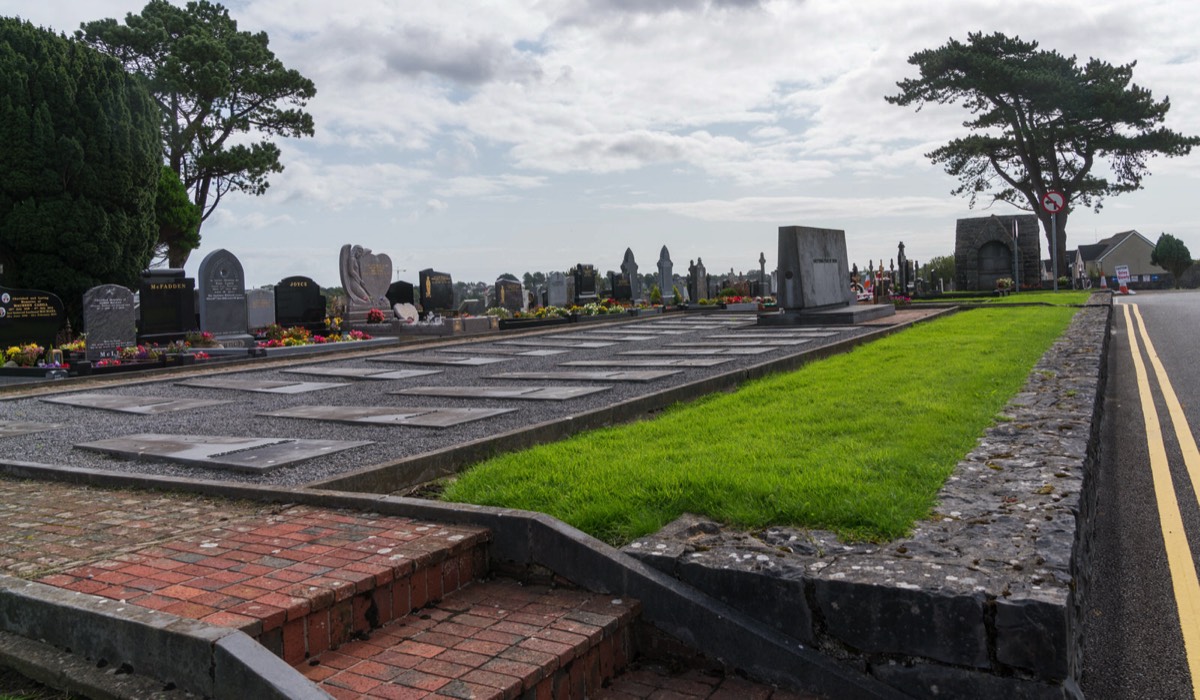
1083 289 1200 699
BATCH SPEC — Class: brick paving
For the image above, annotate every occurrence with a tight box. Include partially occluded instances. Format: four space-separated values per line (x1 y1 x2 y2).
0 476 821 699
301 578 638 700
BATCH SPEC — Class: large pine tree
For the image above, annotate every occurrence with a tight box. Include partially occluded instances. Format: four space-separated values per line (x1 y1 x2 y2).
0 17 160 326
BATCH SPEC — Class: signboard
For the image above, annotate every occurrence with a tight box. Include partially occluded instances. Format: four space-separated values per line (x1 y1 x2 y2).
1041 190 1065 213
1115 265 1131 287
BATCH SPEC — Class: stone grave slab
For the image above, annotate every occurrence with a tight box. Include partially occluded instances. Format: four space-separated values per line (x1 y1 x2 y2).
0 420 62 438
281 367 443 380
392 386 611 401
622 347 773 356
706 332 838 339
560 358 732 368
498 339 616 349
443 347 569 357
368 355 510 367
488 370 681 382
41 393 230 414
549 333 655 342
261 405 514 428
177 378 347 394
75 434 369 473
667 340 810 347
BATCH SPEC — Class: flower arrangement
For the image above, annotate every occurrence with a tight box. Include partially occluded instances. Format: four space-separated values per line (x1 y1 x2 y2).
366 308 386 324
326 316 343 334
4 344 44 367
569 300 626 316
118 344 162 361
890 294 912 307
697 298 717 306
59 336 87 352
996 278 1014 290
486 307 512 319
185 330 219 348
256 326 372 348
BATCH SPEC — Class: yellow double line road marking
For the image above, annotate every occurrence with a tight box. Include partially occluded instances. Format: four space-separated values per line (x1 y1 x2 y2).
1123 302 1200 697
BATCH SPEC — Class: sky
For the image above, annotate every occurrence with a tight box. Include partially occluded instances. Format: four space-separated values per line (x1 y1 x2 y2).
9 0 1200 288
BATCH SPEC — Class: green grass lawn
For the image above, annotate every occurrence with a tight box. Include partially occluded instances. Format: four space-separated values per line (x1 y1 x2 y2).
911 290 1093 305
443 307 1078 545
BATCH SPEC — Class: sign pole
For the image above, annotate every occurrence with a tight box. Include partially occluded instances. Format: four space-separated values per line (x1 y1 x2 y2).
1012 220 1020 293
1051 213 1058 291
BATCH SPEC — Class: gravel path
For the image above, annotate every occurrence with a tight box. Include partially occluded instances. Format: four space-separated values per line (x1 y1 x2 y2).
0 311 929 488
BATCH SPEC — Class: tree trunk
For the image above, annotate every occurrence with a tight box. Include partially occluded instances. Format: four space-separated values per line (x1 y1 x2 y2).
1037 209 1070 282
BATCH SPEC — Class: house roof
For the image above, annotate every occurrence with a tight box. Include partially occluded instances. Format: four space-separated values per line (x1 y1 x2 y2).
1077 230 1154 264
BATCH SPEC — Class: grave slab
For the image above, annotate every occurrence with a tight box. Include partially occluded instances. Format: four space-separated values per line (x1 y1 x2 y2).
560 358 732 368
74 434 369 473
443 347 569 357
622 347 773 356
487 370 682 382
392 386 611 401
547 334 655 342
261 405 514 428
498 340 616 349
280 367 443 380
706 332 839 339
176 378 347 394
41 393 230 414
367 355 510 366
0 420 63 438
667 340 810 347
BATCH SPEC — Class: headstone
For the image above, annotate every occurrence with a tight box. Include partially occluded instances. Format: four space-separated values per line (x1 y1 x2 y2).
419 269 454 312
246 288 276 330
458 298 485 316
339 244 392 319
688 258 708 303
137 269 195 343
897 241 908 294
609 271 632 302
0 285 65 357
196 249 253 346
82 284 136 362
547 271 568 308
657 247 673 304
274 276 325 331
386 280 416 308
621 248 641 301
494 277 523 314
573 264 598 305
761 225 894 325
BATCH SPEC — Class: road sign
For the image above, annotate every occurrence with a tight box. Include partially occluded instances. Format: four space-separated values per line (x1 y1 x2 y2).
1042 190 1065 213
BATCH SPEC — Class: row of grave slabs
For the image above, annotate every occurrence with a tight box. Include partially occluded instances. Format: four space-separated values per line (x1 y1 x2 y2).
0 314 852 484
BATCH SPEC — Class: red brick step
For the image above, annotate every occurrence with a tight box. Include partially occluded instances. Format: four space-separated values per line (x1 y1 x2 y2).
299 578 639 700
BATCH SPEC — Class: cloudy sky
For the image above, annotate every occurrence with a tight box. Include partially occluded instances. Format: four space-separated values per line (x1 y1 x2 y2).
11 0 1200 287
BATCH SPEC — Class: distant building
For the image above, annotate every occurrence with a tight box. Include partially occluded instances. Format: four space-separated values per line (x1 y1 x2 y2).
954 215 1041 291
1075 230 1169 288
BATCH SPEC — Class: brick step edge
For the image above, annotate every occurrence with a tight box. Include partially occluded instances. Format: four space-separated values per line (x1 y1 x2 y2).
299 577 640 700
256 536 489 667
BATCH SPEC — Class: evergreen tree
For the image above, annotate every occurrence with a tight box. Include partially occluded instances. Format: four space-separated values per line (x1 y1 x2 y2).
0 17 160 326
1150 233 1194 289
888 32 1199 276
79 1 316 266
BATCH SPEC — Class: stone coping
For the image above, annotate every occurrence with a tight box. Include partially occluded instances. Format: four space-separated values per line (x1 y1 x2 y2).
622 298 1112 699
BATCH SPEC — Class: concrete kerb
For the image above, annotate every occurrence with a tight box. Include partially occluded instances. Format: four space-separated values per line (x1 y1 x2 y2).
0 574 330 700
308 307 959 493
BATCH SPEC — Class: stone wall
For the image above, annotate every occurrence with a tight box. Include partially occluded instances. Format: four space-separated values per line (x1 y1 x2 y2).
625 297 1111 699
955 215 1042 291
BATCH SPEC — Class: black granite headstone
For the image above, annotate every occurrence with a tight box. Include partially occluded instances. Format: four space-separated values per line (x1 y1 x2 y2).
495 278 523 314
573 264 598 305
137 270 195 343
609 272 632 301
274 276 326 331
420 269 454 312
0 285 65 355
386 281 416 307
